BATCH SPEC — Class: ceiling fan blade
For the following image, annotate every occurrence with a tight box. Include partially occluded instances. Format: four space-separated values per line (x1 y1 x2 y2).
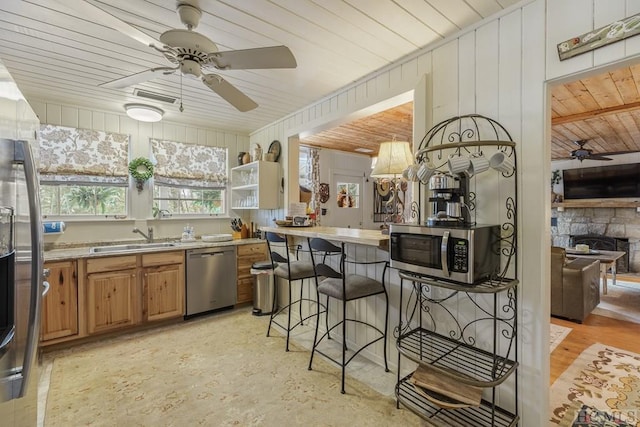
600 150 640 156
587 155 613 161
100 67 176 89
208 46 297 70
50 0 160 47
201 74 258 112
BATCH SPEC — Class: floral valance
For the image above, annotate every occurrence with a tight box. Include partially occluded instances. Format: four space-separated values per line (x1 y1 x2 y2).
38 125 129 184
151 138 228 188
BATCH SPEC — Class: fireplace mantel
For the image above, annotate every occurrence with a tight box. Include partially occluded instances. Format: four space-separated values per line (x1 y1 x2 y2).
552 199 640 208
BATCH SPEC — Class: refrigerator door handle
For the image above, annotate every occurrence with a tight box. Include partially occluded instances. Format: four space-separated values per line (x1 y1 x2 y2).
13 140 43 399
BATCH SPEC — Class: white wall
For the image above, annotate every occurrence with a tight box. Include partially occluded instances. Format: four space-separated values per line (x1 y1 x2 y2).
250 0 640 424
29 99 252 246
251 1 546 423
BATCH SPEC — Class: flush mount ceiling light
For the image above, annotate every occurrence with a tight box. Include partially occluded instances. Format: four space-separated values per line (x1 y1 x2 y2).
124 104 164 122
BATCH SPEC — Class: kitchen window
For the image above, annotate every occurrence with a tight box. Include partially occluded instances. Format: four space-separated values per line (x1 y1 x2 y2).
38 125 129 217
150 139 228 217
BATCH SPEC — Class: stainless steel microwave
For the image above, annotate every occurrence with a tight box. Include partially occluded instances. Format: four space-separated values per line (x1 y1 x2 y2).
389 224 500 285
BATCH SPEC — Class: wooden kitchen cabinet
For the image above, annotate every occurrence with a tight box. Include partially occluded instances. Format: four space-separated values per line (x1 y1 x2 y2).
142 251 184 322
85 255 138 335
41 260 78 342
236 242 268 304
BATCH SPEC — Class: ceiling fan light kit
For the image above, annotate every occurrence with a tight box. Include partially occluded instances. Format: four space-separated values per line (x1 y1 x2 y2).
125 104 164 122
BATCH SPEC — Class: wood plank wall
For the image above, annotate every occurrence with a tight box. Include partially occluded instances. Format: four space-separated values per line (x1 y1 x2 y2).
251 1 640 424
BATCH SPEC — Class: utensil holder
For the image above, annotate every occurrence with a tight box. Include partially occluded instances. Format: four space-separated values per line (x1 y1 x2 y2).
232 231 242 240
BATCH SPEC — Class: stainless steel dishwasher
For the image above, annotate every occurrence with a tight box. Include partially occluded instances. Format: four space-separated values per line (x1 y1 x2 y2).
185 246 237 317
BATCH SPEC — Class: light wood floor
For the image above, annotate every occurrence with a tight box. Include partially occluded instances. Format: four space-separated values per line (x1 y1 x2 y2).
550 274 640 383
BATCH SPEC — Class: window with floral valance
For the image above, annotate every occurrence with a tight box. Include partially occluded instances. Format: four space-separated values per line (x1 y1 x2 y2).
150 138 227 188
150 138 227 216
38 125 129 217
38 124 130 184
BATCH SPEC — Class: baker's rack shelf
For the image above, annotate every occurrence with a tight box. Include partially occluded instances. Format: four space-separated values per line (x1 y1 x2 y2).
396 114 518 426
395 272 519 426
396 378 518 427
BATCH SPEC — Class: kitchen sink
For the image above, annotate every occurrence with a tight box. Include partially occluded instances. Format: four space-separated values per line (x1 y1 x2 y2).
89 242 177 254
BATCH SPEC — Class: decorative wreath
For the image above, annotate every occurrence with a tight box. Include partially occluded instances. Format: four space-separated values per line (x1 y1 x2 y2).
319 183 330 203
128 157 154 182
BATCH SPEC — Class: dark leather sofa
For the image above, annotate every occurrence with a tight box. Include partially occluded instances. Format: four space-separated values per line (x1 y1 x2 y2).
550 246 601 323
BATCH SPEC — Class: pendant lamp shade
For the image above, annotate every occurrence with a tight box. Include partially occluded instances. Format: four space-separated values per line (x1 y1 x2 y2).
370 141 414 178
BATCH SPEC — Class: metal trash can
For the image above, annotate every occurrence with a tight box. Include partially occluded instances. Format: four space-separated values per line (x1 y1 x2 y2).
251 260 276 316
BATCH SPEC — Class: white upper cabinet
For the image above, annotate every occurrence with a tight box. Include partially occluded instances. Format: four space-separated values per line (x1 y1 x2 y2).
230 161 279 210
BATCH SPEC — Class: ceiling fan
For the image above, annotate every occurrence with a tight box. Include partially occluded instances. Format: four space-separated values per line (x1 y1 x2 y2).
566 139 636 161
569 140 614 162
60 1 297 112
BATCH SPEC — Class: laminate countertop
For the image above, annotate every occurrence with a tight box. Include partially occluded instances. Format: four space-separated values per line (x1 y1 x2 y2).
259 226 389 248
44 238 264 262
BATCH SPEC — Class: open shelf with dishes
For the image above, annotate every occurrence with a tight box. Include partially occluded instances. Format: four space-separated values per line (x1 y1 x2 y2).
394 115 519 426
230 160 279 210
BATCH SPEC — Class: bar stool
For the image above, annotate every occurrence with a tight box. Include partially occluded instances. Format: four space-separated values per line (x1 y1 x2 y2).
307 237 389 394
265 231 318 351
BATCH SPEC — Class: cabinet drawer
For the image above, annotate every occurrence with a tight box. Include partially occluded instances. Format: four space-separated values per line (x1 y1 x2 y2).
142 251 184 267
237 277 253 304
237 243 267 257
86 255 137 274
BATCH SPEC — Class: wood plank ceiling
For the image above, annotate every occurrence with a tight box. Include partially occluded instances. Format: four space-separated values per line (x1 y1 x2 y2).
0 0 520 134
3 0 636 160
551 64 640 160
301 64 640 160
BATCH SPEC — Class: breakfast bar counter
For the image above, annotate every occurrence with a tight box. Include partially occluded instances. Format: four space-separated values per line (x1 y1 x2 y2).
259 226 389 248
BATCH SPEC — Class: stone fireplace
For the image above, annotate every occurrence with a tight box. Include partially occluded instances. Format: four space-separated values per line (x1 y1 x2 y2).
551 206 640 273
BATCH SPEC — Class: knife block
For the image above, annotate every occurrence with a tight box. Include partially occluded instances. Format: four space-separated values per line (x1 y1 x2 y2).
233 225 250 239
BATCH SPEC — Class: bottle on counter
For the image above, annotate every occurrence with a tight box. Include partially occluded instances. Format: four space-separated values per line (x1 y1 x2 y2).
182 224 195 241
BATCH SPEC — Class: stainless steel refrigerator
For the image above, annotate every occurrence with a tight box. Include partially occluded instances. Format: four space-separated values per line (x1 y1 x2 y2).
0 64 45 425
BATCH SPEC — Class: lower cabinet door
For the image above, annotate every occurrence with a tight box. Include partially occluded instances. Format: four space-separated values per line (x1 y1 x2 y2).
86 269 137 334
41 260 78 341
144 264 184 322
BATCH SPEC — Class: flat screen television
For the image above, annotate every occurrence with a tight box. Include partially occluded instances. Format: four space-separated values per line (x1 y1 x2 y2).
562 163 640 199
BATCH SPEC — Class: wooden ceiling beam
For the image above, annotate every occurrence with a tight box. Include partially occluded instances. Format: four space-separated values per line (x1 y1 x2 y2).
552 101 640 125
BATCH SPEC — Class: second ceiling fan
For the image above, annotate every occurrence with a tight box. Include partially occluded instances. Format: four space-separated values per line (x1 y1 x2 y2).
569 140 613 162
66 1 297 112
566 139 639 161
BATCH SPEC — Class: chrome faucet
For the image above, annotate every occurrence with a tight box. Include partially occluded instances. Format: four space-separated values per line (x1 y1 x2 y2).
132 227 153 243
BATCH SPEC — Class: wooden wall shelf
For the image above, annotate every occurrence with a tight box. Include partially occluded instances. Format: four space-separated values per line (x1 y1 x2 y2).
552 199 640 208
